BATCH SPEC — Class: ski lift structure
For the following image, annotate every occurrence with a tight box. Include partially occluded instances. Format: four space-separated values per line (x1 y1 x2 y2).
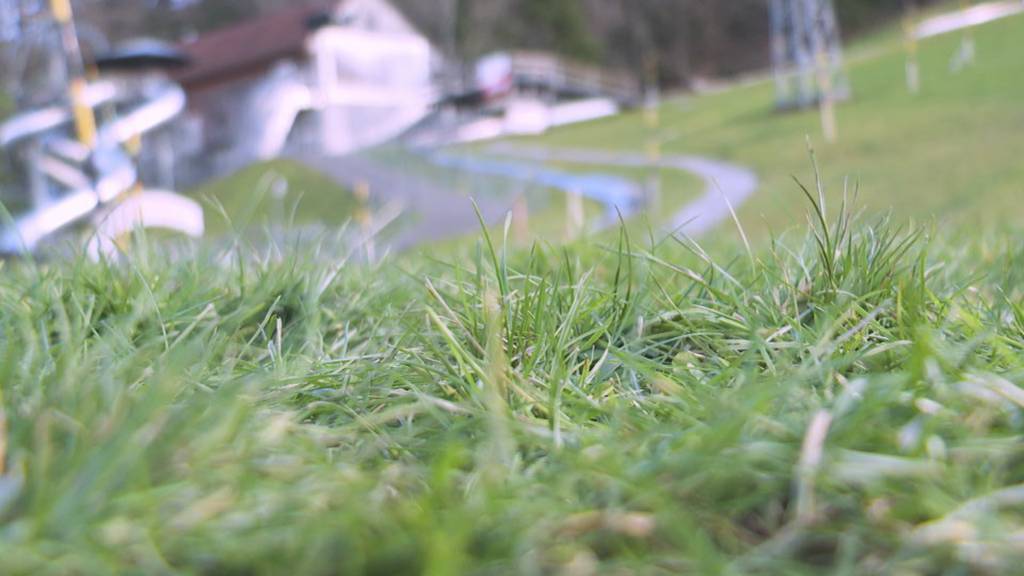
0 0 204 258
770 0 850 109
770 0 850 141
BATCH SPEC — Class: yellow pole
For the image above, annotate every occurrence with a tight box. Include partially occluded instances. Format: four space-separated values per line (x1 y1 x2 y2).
50 0 97 148
815 48 838 143
565 188 584 242
512 193 529 245
643 53 662 211
354 180 375 262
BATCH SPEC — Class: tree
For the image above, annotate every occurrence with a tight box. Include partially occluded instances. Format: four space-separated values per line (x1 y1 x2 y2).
512 0 599 61
71 0 945 90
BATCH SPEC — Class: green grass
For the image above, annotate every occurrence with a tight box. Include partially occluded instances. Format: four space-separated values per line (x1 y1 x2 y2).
189 159 357 236
4 10 1024 575
4 192 1024 573
366 147 610 250
192 150 614 249
424 187 606 256
0 93 11 190
528 11 1024 237
427 160 704 254
548 161 704 221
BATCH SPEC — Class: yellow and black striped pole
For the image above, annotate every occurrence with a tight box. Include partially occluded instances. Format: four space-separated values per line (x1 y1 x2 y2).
50 0 97 149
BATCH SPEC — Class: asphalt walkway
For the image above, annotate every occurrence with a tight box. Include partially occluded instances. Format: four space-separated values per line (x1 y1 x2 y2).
298 153 514 251
301 143 759 250
488 144 760 238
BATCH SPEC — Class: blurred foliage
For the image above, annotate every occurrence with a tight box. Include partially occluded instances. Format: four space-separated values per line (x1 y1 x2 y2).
508 0 601 61
404 0 946 83
72 0 945 89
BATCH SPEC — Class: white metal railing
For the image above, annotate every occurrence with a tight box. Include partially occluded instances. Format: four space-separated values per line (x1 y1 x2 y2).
505 51 639 103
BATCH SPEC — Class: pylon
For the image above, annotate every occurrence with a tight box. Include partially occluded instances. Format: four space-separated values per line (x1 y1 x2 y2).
770 0 850 111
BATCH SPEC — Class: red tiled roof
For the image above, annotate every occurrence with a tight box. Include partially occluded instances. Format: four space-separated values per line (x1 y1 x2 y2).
173 3 334 89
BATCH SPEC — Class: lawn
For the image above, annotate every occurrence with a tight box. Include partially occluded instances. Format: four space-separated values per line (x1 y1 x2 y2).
188 159 359 237
4 197 1024 574
527 10 1024 238
4 9 1024 576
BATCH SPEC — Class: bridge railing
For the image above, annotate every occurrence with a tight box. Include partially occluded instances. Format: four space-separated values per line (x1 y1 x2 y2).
505 51 640 105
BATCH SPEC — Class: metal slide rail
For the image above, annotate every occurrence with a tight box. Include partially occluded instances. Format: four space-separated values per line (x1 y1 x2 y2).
0 80 203 255
0 0 203 256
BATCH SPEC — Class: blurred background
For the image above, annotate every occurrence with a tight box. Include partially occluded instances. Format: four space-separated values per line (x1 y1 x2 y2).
0 0 1020 256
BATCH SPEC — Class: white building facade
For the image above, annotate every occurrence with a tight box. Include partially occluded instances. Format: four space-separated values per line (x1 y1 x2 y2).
176 0 439 182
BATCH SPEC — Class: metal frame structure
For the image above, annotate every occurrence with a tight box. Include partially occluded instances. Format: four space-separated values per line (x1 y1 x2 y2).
0 0 204 257
770 0 850 110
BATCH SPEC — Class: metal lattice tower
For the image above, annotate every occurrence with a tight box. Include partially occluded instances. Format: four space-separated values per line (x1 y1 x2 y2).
770 0 850 110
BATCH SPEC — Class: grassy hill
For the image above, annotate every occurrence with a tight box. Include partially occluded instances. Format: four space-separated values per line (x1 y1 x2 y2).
529 11 1024 237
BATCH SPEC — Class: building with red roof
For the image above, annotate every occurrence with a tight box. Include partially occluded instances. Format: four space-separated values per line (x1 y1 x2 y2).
172 0 439 181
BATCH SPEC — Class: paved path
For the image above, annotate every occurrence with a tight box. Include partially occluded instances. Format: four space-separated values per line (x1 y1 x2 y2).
488 144 759 238
298 154 514 251
427 151 642 226
300 143 758 249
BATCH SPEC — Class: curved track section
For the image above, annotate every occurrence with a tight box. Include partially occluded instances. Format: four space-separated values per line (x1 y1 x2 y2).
488 144 760 238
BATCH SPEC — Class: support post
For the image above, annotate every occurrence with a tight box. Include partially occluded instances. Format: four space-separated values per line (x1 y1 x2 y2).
49 0 97 149
354 180 375 263
955 0 976 70
565 188 584 242
903 0 921 94
643 53 662 212
512 191 529 245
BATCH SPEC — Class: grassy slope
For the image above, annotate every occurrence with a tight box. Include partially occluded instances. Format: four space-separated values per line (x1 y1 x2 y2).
529 12 1024 237
189 159 357 236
